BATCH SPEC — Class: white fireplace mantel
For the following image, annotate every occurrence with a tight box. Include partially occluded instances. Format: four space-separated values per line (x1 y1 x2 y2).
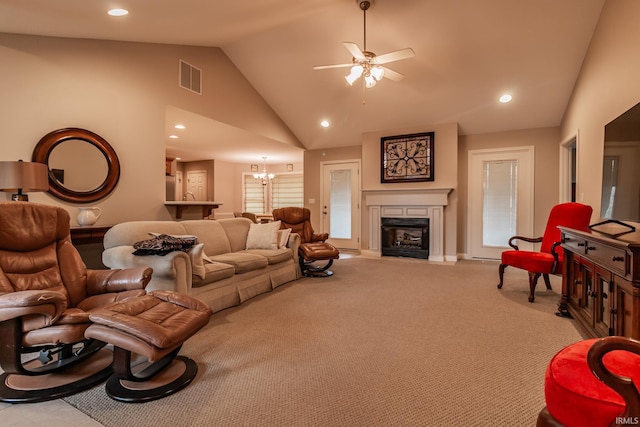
363 188 452 262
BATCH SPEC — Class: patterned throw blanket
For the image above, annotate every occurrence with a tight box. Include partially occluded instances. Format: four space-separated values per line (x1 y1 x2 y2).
132 234 197 256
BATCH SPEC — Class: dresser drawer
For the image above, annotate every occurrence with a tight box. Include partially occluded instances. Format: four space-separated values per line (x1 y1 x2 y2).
562 233 588 254
583 240 628 276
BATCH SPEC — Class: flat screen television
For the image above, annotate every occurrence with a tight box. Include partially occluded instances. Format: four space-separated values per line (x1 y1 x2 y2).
599 102 640 233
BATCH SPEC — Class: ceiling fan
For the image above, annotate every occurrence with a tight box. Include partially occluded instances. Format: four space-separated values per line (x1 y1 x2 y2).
313 0 415 88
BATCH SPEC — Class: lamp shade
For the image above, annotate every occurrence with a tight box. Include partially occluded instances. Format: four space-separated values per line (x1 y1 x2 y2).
0 161 49 200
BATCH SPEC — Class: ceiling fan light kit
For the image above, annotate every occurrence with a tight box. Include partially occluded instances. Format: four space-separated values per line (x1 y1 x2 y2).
314 0 414 89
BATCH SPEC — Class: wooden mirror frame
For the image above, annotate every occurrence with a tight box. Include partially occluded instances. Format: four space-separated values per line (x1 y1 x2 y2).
32 128 120 203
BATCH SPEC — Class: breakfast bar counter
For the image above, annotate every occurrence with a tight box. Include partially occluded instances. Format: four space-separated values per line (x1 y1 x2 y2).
164 201 223 219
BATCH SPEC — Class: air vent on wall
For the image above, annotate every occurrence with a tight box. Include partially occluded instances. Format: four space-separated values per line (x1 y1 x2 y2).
179 59 202 94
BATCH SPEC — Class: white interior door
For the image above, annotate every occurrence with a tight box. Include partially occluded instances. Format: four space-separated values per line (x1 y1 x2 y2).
321 161 360 250
467 147 534 260
187 170 207 201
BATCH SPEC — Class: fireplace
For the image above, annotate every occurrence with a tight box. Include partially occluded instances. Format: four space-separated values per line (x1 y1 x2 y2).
363 188 451 262
381 217 429 259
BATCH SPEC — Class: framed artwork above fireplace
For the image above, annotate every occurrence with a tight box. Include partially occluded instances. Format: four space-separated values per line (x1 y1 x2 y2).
381 131 434 183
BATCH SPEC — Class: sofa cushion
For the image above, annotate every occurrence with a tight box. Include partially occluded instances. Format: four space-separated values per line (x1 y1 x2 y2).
209 252 268 274
191 262 236 288
216 218 252 252
182 220 232 256
245 248 292 265
246 221 281 250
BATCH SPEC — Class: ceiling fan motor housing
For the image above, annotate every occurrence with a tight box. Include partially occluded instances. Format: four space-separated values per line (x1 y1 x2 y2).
358 0 371 12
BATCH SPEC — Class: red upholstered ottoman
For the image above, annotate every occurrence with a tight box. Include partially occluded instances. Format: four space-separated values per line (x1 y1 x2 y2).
538 337 640 426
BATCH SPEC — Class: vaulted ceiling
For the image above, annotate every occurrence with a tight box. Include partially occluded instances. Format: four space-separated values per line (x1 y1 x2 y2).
0 0 605 163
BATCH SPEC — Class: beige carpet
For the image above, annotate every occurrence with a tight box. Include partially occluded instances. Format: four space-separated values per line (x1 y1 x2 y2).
64 257 584 426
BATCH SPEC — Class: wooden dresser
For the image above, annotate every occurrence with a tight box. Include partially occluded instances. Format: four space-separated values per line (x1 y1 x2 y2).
70 225 112 269
559 226 640 339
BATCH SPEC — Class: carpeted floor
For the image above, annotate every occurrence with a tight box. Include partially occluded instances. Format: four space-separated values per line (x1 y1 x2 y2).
64 257 584 426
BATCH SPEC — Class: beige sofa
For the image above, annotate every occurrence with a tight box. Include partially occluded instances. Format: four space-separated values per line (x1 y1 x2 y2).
102 218 301 313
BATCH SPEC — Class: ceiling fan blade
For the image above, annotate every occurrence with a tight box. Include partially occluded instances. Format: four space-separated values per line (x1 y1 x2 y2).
343 42 365 60
382 66 405 82
313 63 353 70
375 48 415 65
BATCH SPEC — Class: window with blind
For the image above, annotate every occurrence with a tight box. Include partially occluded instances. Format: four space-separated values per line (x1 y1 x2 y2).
243 174 265 214
243 173 303 213
271 174 304 210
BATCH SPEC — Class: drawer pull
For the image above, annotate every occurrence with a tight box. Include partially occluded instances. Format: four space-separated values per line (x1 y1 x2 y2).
578 242 585 247
612 256 625 262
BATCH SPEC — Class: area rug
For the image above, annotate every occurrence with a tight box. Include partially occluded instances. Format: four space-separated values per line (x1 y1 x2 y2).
64 257 583 426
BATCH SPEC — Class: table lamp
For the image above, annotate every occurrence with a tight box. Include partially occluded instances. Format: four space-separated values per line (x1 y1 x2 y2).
0 160 50 201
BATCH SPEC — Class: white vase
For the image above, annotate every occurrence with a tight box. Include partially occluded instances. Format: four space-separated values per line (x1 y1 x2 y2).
77 207 102 226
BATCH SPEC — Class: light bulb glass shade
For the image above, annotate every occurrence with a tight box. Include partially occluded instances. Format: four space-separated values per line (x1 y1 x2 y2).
345 65 364 85
253 157 275 182
370 66 384 81
364 74 377 88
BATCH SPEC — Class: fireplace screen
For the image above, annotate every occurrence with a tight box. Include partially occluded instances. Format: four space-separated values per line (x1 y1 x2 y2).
381 217 429 259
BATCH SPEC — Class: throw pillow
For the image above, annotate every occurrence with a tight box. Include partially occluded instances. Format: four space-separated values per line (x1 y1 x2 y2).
246 220 281 250
188 243 206 280
277 228 292 249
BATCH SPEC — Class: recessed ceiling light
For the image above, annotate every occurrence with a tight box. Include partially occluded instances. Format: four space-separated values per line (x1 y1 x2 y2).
108 9 129 17
174 124 186 130
169 135 179 139
320 120 330 128
499 94 513 103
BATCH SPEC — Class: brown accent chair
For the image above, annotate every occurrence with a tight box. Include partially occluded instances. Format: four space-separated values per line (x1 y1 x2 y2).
272 207 339 277
233 211 259 223
0 202 152 403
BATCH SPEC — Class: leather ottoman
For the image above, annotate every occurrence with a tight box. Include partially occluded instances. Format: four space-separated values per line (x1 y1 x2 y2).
85 290 212 402
298 242 340 277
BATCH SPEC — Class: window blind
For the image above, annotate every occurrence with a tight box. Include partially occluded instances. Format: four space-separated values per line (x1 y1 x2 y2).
272 174 304 210
243 174 265 214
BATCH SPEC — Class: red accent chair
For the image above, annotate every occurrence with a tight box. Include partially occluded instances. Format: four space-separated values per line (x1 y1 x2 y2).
497 202 592 302
272 207 340 277
538 336 640 426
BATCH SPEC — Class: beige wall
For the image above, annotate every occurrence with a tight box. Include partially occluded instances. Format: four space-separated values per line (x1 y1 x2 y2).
304 123 459 258
8 1 636 257
457 127 560 256
0 33 300 225
561 0 640 223
362 123 459 259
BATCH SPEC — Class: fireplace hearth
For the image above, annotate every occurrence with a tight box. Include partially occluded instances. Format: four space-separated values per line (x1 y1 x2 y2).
381 217 429 259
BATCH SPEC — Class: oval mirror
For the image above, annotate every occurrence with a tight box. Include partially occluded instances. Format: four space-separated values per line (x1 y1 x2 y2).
32 128 120 203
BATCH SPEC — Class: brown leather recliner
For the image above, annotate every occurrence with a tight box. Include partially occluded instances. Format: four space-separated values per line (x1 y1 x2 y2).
272 207 340 277
0 201 152 403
